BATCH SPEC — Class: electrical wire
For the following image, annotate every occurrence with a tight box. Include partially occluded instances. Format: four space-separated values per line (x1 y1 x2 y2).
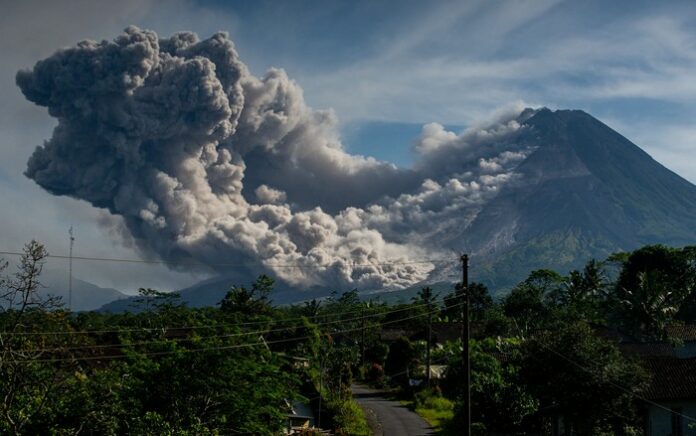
537 339 696 424
10 298 458 353
0 250 453 269
0 294 455 337
15 303 462 363
511 318 696 425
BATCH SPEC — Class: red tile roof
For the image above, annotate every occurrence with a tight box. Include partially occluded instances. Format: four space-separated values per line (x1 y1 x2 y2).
641 358 696 401
665 325 696 342
619 343 676 357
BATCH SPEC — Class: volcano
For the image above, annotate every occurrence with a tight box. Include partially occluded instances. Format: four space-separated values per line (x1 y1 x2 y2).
448 108 696 292
100 107 696 310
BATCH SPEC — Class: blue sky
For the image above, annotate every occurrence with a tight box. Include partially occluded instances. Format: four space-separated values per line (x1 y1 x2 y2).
193 0 696 176
1 0 695 292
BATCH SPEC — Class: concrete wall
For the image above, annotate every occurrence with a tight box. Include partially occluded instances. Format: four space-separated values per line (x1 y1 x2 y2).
647 401 696 436
675 343 696 359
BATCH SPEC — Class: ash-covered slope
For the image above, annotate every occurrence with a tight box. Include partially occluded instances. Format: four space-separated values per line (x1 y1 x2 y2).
99 107 696 310
457 108 696 291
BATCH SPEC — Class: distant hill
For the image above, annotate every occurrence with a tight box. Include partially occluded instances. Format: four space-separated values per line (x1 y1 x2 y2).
98 275 457 312
38 269 128 311
98 273 333 312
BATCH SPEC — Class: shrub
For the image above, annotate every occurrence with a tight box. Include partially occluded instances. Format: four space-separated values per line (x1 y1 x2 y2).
366 363 385 387
329 398 370 436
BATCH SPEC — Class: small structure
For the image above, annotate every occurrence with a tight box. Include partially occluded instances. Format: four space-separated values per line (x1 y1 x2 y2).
641 357 696 436
616 325 696 436
415 364 448 380
285 400 317 435
548 324 696 436
409 364 449 387
380 322 485 344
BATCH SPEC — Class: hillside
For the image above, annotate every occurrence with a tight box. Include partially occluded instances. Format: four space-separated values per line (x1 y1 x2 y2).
98 108 696 310
454 108 696 292
39 269 128 311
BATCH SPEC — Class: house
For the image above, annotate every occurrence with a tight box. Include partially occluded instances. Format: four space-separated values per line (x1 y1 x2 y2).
618 325 696 436
549 325 696 436
379 321 483 344
666 325 696 359
641 357 696 436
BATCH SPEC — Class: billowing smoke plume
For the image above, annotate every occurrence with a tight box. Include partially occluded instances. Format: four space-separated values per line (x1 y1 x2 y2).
17 27 534 290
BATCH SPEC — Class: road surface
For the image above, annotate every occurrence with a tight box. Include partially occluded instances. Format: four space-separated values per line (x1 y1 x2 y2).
351 384 433 436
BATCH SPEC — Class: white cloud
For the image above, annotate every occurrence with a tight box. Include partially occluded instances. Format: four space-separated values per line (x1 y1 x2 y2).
3 0 696 295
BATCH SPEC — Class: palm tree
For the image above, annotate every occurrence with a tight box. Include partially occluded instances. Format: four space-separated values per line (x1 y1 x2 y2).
619 270 679 339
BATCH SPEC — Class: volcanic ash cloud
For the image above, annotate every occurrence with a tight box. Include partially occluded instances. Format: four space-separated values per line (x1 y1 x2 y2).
17 26 533 290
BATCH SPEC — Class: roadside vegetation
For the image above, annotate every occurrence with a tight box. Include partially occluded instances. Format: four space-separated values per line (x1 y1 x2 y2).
413 391 455 429
0 241 694 434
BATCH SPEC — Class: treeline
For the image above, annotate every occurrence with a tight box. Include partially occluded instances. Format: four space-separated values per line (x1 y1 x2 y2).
0 242 304 434
0 241 406 434
0 242 694 434
390 244 696 434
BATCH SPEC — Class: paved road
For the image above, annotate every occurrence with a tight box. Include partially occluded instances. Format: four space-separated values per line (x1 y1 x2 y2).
351 384 433 436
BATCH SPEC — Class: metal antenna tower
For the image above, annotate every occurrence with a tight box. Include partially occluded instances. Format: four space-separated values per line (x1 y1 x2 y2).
69 226 75 312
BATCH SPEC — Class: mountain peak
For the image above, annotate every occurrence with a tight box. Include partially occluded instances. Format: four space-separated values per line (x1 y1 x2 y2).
456 107 696 292
523 107 593 130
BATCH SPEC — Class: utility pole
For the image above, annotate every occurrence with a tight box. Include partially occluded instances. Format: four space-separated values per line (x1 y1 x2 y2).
68 226 75 312
424 287 433 387
360 302 366 371
318 356 323 428
317 334 330 429
460 254 471 436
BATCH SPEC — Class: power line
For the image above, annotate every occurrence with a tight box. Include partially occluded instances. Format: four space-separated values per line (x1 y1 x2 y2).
511 319 696 425
535 338 696 424
0 250 453 269
17 304 461 363
0 294 453 337
10 298 459 353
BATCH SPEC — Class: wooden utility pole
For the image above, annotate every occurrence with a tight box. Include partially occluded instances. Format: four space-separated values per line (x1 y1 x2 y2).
425 287 433 387
360 302 366 370
460 254 471 436
318 356 323 428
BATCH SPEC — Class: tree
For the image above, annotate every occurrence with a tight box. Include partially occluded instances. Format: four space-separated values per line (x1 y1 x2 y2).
301 299 322 319
517 322 647 434
0 240 61 317
133 288 183 313
385 337 418 383
556 259 608 322
219 274 274 315
0 241 73 435
121 343 300 434
617 270 680 340
442 282 493 322
611 245 695 338
503 269 564 331
445 338 538 434
413 286 435 307
615 246 692 297
671 246 696 323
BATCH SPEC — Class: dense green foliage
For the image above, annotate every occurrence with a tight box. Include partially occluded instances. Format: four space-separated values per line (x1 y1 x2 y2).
1 241 695 434
0 257 302 434
0 243 370 435
437 244 695 433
